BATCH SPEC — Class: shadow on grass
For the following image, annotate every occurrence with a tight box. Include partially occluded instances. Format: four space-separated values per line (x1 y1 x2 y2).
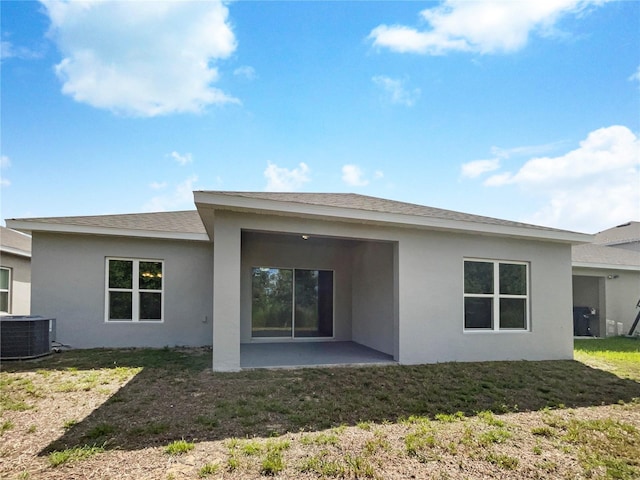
4 347 639 455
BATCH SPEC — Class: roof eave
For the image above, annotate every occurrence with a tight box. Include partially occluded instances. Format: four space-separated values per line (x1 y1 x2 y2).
0 246 31 258
194 192 592 244
573 261 640 271
5 220 210 242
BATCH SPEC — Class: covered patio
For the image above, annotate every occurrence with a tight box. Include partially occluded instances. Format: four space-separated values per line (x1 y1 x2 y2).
240 341 395 369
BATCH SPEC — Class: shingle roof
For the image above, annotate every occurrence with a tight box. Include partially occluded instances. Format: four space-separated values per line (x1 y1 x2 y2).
8 211 206 235
572 243 640 268
594 221 640 245
199 191 573 234
0 226 32 255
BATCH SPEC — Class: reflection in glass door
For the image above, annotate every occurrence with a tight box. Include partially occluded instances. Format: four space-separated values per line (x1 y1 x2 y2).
251 267 333 338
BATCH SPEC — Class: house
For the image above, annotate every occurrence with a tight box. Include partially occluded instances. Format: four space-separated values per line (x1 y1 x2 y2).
572 222 640 337
0 226 32 315
6 191 591 371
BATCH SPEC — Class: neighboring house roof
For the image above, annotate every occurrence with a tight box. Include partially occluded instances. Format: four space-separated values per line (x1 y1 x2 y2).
572 221 640 271
572 243 640 270
7 192 591 244
0 226 32 258
6 211 208 242
592 221 640 246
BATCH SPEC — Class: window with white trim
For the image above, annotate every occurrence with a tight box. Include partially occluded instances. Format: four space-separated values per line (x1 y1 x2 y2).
105 258 163 322
0 267 10 313
463 259 529 331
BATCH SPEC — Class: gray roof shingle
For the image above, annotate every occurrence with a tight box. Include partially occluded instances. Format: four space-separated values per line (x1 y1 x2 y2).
593 221 640 245
8 211 206 235
572 243 640 268
0 226 32 254
198 191 574 234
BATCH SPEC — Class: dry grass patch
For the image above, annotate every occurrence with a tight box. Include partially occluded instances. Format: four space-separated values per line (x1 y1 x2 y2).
0 339 638 479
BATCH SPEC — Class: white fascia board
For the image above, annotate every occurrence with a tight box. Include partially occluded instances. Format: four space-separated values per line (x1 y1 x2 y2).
5 220 210 242
0 246 31 258
194 192 592 244
573 262 640 272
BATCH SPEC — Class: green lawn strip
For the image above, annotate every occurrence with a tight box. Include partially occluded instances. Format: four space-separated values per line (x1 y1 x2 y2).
575 337 640 380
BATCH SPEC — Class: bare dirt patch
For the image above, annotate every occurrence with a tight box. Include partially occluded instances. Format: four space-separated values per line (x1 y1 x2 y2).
1 342 639 479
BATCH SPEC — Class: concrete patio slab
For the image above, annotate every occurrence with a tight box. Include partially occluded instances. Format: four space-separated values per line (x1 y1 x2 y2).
240 341 395 369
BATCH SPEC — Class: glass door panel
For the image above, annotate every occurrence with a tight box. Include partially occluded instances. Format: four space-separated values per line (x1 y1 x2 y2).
251 268 293 338
294 269 333 337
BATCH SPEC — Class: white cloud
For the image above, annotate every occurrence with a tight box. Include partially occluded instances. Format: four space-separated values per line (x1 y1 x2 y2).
144 175 198 211
40 0 238 116
629 65 640 83
342 165 369 187
264 162 310 192
234 66 257 80
170 151 192 166
484 125 640 232
341 165 385 187
461 141 563 178
461 159 501 178
369 0 607 55
372 75 420 106
1 40 42 60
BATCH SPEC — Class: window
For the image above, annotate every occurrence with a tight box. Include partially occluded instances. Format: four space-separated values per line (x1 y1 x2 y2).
0 267 10 313
251 267 334 338
464 259 529 331
105 258 163 322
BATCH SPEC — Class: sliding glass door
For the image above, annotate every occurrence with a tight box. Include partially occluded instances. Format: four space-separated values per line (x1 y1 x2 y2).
251 267 333 338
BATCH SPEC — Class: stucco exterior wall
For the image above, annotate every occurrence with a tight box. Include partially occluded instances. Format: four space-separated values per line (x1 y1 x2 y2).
31 233 213 348
204 210 574 370
351 241 395 356
1 252 31 314
396 230 573 364
573 266 640 335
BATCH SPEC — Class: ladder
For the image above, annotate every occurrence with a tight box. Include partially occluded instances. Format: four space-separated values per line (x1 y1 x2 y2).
628 298 640 336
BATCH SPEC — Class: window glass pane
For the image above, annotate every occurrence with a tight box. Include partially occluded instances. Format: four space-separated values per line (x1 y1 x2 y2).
139 261 162 290
0 269 9 289
109 292 132 320
140 292 162 320
464 297 493 329
0 292 8 312
109 260 133 289
294 270 333 337
251 268 293 337
500 263 527 295
500 298 527 329
464 261 493 294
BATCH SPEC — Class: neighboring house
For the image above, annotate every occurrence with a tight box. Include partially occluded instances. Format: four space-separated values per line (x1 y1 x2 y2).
572 221 640 337
0 226 32 315
7 192 591 371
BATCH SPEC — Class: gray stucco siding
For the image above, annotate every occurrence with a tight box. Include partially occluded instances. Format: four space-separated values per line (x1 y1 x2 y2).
1 252 31 314
207 210 574 370
394 230 573 364
31 233 213 348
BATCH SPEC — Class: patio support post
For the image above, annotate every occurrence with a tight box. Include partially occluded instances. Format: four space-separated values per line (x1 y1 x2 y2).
212 213 241 371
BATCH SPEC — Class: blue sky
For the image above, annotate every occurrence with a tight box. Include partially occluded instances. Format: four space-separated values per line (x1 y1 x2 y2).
1 0 638 233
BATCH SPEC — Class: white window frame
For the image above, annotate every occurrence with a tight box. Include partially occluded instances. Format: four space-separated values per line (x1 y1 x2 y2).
0 267 11 314
104 257 164 323
463 258 530 332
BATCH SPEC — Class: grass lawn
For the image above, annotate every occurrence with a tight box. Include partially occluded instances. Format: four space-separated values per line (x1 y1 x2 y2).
1 338 639 479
